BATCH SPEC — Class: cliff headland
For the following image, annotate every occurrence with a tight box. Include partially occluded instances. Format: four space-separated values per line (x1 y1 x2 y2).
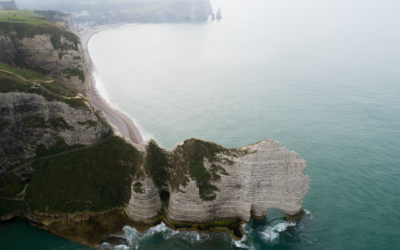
0 9 310 248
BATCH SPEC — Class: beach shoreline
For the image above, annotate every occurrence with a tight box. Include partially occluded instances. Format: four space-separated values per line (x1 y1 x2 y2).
80 24 144 144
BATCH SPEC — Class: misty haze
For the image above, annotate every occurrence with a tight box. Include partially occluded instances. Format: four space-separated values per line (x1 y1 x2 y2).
0 0 399 250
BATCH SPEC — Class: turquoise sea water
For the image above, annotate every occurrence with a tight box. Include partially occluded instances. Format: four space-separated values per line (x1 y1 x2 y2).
1 0 400 249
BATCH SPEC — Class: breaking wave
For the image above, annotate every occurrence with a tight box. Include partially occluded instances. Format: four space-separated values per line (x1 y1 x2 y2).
116 222 211 249
304 209 313 219
232 224 255 250
260 221 296 243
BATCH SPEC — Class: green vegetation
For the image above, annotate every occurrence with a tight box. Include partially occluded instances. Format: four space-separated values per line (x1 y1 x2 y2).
77 120 98 129
144 140 171 189
194 218 242 238
24 115 74 132
133 182 144 194
0 22 79 50
152 215 165 225
0 73 35 93
209 164 229 182
0 199 27 216
168 218 242 237
0 174 26 199
63 68 85 82
48 117 75 131
23 115 74 132
0 62 49 80
141 138 247 201
143 139 242 201
24 114 48 129
0 64 87 110
33 10 68 20
41 211 149 247
59 53 66 60
41 80 77 98
0 121 10 132
172 139 227 201
0 10 50 25
25 136 144 213
35 138 84 159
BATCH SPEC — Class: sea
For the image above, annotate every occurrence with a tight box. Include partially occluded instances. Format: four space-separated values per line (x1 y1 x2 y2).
1 0 400 249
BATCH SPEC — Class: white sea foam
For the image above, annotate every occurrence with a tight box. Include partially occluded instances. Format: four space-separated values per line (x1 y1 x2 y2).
304 209 313 219
122 222 177 248
121 222 217 249
178 231 207 243
232 224 255 250
114 245 130 250
260 221 296 243
91 70 154 141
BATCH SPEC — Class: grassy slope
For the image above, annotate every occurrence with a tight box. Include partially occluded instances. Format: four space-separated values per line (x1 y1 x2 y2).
0 10 50 25
0 62 88 109
25 136 143 213
0 59 141 217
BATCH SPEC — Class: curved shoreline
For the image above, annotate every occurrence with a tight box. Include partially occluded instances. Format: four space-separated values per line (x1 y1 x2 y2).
80 25 144 144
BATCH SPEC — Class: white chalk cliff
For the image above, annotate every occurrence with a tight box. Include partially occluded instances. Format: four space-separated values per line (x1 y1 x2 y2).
126 139 310 223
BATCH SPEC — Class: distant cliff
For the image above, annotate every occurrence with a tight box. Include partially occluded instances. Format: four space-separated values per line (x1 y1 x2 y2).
135 0 214 21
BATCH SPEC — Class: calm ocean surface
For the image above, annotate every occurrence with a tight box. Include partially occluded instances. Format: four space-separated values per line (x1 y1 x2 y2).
1 0 400 249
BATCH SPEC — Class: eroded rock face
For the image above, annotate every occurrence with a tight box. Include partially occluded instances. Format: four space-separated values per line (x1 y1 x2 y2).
0 31 89 96
126 178 162 221
53 14 76 33
125 139 310 223
135 0 213 21
0 92 111 175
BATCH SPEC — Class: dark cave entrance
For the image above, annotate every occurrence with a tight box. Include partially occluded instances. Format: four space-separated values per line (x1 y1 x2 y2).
160 190 170 211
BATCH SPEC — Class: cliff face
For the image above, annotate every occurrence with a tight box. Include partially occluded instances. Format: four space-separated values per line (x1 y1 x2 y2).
0 11 310 247
0 23 89 96
0 92 111 175
126 139 310 224
33 11 76 33
135 0 213 21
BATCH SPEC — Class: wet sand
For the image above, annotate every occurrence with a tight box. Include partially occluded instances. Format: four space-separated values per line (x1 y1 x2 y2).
81 26 144 144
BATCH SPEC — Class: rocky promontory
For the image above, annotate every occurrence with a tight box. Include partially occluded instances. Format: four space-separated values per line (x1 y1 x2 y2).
126 139 310 226
0 10 310 248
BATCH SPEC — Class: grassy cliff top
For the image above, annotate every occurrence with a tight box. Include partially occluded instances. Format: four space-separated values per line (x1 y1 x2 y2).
0 62 88 109
0 10 51 25
0 10 79 46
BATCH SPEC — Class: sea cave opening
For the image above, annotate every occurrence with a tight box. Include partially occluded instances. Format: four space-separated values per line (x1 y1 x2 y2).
160 190 170 211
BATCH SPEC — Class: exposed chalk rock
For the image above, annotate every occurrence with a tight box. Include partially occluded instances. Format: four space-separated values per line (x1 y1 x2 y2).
0 92 111 175
125 139 310 223
0 32 90 96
